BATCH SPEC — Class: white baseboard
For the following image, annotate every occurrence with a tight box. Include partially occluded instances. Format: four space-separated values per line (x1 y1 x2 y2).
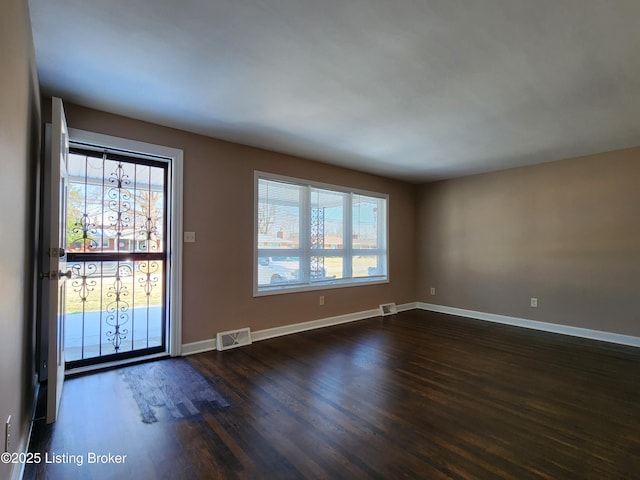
181 338 217 356
251 308 380 342
181 302 416 355
182 301 640 354
14 381 40 480
418 302 640 348
397 302 418 312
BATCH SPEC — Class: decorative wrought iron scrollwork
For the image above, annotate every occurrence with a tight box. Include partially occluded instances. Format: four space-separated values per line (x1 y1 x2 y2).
107 162 132 239
70 213 99 251
311 207 325 278
138 216 158 251
138 261 159 297
137 188 161 252
69 263 97 303
105 266 131 352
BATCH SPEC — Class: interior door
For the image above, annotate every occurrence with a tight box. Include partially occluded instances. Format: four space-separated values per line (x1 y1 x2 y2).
45 97 70 423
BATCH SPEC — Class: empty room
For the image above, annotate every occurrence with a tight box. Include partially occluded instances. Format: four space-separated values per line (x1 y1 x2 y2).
2 0 639 479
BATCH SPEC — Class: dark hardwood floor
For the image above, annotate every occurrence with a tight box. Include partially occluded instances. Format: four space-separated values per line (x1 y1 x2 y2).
25 310 640 479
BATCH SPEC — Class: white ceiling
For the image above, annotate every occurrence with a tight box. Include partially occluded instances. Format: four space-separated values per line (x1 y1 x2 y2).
29 0 640 182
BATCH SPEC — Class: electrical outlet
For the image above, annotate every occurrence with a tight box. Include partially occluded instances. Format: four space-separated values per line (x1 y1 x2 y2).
184 231 196 243
319 295 325 306
430 287 436 295
5 415 11 452
530 297 538 308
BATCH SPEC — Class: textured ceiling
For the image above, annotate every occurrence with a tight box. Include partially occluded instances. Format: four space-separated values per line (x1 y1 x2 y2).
29 0 640 182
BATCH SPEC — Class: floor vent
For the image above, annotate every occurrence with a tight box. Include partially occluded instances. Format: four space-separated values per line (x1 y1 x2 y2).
216 328 252 351
379 303 398 316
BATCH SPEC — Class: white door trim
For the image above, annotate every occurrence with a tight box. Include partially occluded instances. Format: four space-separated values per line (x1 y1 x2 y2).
67 128 184 356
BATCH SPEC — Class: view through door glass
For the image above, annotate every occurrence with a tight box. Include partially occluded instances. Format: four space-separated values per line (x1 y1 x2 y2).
64 147 168 368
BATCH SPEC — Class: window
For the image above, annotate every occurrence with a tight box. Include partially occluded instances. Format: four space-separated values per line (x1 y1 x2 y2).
255 172 388 295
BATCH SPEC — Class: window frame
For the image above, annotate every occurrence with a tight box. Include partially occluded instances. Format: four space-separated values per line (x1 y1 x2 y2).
254 171 389 296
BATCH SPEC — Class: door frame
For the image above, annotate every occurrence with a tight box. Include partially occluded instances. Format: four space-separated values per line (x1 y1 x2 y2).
67 128 185 359
39 127 184 379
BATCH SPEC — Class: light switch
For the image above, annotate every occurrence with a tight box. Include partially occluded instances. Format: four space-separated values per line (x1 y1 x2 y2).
184 231 196 243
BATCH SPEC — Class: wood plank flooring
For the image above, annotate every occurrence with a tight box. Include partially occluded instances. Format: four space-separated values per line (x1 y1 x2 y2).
25 310 640 479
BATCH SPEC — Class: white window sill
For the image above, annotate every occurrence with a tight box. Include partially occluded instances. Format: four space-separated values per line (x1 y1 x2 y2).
254 276 389 297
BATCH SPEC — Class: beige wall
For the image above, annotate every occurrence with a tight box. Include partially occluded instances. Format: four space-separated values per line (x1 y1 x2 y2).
0 0 41 477
50 103 417 343
416 148 640 337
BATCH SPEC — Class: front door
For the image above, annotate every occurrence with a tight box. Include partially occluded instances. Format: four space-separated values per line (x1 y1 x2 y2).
43 97 69 423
